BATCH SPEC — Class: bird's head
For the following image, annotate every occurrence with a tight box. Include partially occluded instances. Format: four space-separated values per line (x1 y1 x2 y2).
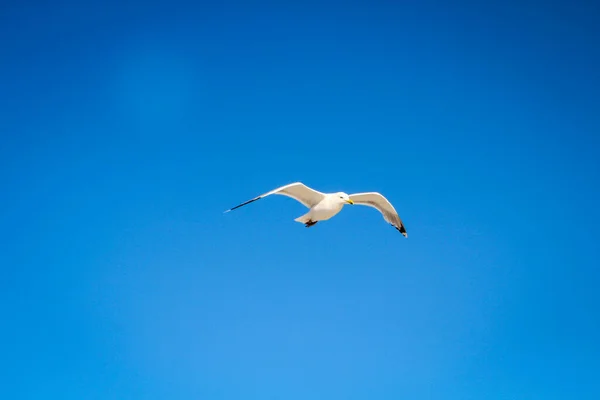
335 192 354 205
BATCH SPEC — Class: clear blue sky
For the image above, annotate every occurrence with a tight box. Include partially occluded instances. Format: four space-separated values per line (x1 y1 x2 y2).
1 1 599 398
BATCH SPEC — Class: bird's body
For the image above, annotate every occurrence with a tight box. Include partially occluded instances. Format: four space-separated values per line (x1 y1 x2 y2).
293 194 347 226
225 181 408 237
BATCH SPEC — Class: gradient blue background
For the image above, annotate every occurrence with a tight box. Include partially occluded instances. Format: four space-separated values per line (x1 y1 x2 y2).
1 1 599 398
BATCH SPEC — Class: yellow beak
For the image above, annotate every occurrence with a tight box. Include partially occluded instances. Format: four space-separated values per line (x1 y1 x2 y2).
346 199 354 205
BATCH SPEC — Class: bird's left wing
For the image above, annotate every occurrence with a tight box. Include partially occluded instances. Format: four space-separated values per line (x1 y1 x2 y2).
348 192 408 237
225 182 326 212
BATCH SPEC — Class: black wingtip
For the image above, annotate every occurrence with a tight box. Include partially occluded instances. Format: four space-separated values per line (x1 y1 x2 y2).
400 226 408 238
224 196 261 214
393 224 408 238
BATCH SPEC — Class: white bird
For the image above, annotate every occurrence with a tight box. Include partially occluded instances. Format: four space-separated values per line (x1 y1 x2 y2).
224 182 408 237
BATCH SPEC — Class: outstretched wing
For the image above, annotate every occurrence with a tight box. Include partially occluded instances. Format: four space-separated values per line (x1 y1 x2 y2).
225 182 326 212
349 192 408 237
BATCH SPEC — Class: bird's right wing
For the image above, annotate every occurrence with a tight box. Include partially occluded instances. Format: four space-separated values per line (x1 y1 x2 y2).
349 192 408 237
224 182 326 212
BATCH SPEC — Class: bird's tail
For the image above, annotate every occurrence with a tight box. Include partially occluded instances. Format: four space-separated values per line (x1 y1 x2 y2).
294 213 311 223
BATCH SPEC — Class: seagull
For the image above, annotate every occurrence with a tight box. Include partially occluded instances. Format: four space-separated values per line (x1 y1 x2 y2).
224 182 408 237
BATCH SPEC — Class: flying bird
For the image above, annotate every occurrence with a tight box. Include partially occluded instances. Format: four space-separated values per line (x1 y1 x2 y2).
224 182 408 237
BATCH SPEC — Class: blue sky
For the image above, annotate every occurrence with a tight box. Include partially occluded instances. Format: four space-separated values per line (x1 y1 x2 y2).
1 0 599 398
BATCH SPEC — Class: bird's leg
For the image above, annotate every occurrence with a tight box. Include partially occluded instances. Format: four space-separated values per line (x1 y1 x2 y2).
304 220 318 228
